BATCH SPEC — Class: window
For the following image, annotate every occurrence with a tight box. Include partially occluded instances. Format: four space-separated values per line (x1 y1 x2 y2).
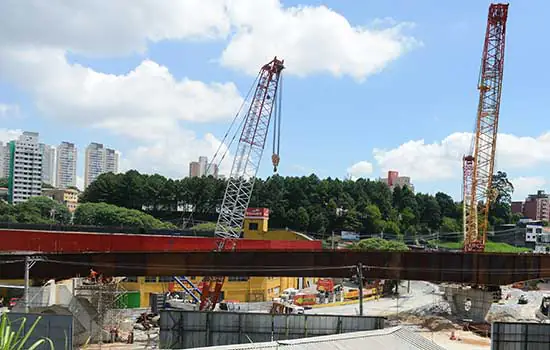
228 276 249 282
159 276 173 282
145 276 158 283
125 276 138 282
248 222 259 231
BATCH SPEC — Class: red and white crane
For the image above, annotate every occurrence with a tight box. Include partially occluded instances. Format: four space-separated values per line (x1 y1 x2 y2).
198 57 285 310
463 4 508 253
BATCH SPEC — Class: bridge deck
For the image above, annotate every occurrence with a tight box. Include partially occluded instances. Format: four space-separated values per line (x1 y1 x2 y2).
1 251 549 285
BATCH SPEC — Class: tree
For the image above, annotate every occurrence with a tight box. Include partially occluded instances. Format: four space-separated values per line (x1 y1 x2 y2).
384 220 401 239
14 196 70 224
440 217 461 233
352 237 409 251
361 204 385 234
0 178 7 188
295 207 310 231
73 202 176 229
489 171 514 225
76 169 511 237
419 196 441 230
435 192 458 219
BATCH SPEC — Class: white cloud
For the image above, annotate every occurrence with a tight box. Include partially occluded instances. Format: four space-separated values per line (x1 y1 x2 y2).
0 103 19 117
510 176 547 201
0 48 243 141
0 0 230 57
347 161 374 180
221 1 419 81
373 132 550 181
122 132 233 178
0 1 419 81
0 128 22 143
0 0 420 177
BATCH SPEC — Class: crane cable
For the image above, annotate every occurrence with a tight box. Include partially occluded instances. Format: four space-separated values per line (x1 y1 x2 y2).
272 74 283 172
181 71 261 229
207 70 262 174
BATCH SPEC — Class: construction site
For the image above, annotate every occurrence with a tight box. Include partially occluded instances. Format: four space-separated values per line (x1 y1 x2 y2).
3 2 550 350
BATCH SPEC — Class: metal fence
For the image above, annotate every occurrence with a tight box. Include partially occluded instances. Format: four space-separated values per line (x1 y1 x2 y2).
160 310 385 349
6 312 73 349
491 322 550 350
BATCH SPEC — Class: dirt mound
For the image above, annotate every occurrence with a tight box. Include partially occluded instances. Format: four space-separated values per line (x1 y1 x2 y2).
421 316 461 332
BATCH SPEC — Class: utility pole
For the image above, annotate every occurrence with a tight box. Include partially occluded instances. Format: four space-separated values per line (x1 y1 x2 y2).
357 262 364 316
24 256 30 313
331 231 335 250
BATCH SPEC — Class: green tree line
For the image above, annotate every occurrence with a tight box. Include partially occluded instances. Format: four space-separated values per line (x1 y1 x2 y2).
0 195 174 229
79 170 518 237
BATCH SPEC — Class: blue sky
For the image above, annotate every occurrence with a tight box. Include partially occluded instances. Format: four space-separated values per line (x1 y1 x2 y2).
0 0 549 200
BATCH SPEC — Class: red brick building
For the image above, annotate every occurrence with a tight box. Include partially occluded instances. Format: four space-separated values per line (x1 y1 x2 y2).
513 190 550 221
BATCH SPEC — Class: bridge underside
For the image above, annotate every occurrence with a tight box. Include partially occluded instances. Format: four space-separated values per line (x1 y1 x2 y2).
1 251 549 285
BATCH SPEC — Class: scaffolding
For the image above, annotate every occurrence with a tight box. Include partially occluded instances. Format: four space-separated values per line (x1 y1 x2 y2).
74 277 128 344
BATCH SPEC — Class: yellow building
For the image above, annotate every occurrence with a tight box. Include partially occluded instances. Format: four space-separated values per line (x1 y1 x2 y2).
42 188 80 212
120 208 319 307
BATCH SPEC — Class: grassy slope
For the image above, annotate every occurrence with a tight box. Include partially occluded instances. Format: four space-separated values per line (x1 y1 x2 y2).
435 240 530 253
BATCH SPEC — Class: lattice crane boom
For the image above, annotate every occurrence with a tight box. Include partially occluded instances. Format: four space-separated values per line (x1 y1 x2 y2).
463 3 508 253
199 57 285 310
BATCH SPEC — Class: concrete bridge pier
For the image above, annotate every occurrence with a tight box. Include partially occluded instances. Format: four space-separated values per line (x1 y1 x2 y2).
443 284 502 323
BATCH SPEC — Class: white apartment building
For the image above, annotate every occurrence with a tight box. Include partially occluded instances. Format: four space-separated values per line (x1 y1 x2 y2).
104 148 119 173
198 156 208 176
56 142 77 189
39 143 56 187
0 142 6 179
84 142 119 189
8 132 42 204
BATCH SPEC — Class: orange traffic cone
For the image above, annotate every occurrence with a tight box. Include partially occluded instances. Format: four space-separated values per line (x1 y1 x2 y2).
450 331 457 340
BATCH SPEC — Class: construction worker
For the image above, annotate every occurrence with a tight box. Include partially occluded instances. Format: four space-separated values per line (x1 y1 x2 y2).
89 268 98 283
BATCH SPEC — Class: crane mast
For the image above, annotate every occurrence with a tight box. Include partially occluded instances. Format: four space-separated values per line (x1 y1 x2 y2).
199 57 285 310
463 3 508 253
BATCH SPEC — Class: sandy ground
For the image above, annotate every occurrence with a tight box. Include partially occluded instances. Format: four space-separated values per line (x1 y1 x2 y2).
416 328 490 350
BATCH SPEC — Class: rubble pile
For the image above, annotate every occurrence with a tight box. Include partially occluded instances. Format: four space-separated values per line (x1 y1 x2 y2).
486 287 545 323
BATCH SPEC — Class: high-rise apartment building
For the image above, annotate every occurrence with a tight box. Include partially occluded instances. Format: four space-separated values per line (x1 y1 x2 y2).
189 161 201 177
84 142 119 189
207 163 219 178
189 156 219 178
198 156 208 176
39 143 56 187
7 132 42 204
56 142 77 189
0 142 6 179
104 148 119 174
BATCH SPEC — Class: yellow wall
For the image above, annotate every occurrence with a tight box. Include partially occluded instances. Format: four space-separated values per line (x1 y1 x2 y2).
120 276 300 307
242 216 313 241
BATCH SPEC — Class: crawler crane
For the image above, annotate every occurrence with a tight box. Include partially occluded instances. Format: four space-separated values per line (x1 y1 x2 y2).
198 57 285 311
463 3 508 253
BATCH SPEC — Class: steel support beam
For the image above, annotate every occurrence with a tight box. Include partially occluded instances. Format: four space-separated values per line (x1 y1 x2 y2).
0 251 548 286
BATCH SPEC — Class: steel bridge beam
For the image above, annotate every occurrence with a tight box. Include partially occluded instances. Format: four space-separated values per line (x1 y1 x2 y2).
1 251 548 285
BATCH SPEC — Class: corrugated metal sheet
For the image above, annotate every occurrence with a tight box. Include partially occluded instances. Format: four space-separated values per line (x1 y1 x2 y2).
189 326 446 350
491 322 550 350
7 312 73 350
159 310 385 349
